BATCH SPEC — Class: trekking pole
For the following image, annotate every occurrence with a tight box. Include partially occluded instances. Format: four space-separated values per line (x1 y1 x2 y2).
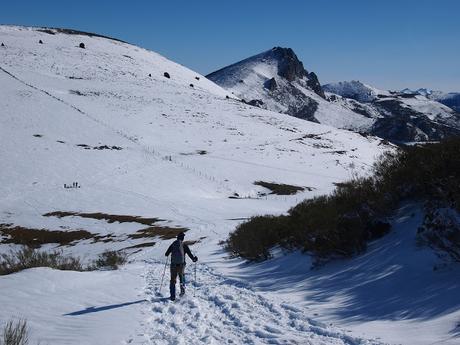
159 256 169 295
193 262 197 297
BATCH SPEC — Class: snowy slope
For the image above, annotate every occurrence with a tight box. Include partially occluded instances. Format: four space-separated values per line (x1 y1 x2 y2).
0 25 391 344
323 80 388 103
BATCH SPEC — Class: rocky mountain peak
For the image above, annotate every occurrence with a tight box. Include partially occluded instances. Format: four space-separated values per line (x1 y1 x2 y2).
269 46 307 82
266 47 325 98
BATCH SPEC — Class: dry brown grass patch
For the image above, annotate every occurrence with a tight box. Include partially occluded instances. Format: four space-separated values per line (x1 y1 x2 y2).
43 211 162 226
254 181 307 195
0 224 94 247
128 226 188 240
124 241 156 250
184 237 206 246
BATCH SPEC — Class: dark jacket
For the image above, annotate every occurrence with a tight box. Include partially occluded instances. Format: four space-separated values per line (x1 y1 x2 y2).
165 240 195 265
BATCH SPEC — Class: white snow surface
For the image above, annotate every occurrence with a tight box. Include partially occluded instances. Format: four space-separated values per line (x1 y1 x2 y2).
0 25 457 345
395 95 456 121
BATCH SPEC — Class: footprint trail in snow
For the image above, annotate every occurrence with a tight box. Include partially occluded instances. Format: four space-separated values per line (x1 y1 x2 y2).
138 261 384 345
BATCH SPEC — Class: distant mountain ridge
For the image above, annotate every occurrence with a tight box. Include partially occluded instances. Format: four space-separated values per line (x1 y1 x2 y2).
400 87 460 112
324 80 460 142
208 48 460 143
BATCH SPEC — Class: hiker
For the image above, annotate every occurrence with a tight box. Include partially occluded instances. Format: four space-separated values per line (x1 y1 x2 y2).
165 232 198 301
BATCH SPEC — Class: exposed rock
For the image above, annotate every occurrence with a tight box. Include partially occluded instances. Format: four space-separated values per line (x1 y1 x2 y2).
39 40 43 44
264 77 277 91
287 98 319 122
306 72 325 98
247 99 264 107
79 42 85 49
271 47 307 82
164 72 170 79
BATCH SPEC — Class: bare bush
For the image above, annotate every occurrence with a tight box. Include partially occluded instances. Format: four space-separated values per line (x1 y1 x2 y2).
1 319 29 345
0 247 84 275
93 250 127 270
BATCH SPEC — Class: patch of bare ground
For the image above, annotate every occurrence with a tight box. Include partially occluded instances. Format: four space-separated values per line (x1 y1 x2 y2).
43 211 162 226
254 181 311 195
184 237 206 246
123 241 156 250
0 223 94 247
128 226 188 240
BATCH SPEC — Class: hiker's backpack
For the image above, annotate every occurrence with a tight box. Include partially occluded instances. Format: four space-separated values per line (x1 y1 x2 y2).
170 240 185 265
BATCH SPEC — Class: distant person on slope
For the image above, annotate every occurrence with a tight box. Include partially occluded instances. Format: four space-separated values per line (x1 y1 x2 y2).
165 232 198 301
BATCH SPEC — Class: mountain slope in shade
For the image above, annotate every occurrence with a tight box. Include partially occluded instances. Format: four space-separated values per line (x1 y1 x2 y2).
207 47 375 132
435 92 460 112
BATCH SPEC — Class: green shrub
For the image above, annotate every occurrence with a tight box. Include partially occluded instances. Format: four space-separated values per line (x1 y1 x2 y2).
227 215 290 260
226 138 460 261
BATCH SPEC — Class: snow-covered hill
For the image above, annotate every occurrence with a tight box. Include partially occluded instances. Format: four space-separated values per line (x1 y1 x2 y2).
0 26 391 344
401 87 460 112
323 80 387 103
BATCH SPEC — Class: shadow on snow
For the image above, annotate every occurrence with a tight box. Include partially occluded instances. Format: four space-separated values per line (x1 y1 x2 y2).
229 205 460 322
64 299 146 316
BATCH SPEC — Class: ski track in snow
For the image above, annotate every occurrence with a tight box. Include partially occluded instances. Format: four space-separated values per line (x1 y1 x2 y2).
138 261 383 345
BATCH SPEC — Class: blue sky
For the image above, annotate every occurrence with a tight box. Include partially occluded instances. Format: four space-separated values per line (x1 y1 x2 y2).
2 0 459 91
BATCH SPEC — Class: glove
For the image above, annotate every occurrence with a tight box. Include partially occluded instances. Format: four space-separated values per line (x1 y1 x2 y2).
192 256 198 262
